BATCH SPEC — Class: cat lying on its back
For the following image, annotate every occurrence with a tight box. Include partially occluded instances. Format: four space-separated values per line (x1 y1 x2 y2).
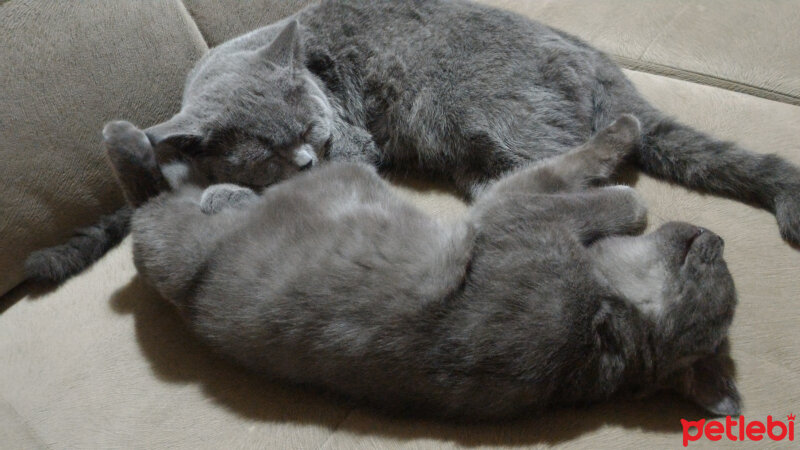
104 115 740 420
29 0 800 282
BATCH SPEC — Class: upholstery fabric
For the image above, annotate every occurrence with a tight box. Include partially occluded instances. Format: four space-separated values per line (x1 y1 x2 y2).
481 0 800 105
0 0 206 295
183 0 317 46
2 0 799 448
0 398 43 449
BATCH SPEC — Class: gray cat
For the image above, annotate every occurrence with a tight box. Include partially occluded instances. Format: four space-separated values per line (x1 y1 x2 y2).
30 0 800 282
104 115 739 420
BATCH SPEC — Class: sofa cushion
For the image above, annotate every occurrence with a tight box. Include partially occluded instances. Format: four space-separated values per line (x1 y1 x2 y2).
481 0 800 105
0 0 207 295
2 70 799 448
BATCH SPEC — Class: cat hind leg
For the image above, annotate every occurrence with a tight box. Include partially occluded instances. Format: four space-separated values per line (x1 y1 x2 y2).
552 113 641 190
476 114 641 203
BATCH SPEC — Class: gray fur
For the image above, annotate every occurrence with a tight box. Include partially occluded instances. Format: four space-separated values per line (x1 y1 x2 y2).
105 116 740 420
199 183 259 214
149 0 800 237
29 0 800 283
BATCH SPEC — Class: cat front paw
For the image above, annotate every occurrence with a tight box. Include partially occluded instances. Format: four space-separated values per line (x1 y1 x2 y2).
776 192 800 246
606 185 648 233
605 114 642 145
575 114 642 184
200 184 258 214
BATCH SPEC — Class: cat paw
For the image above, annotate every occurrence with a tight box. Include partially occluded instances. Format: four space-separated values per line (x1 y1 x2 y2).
776 193 800 246
577 115 642 182
606 185 648 232
605 114 642 144
595 114 642 161
103 120 155 168
200 184 258 214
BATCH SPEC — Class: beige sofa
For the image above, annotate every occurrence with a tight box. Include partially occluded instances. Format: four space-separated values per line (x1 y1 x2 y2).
2 1 799 448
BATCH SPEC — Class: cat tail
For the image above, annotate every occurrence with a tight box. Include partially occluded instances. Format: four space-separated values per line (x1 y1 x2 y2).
25 120 172 284
25 206 132 282
592 65 800 244
633 111 800 244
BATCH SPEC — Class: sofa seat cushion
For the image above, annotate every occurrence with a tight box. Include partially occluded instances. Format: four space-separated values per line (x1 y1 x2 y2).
0 0 207 295
2 70 799 448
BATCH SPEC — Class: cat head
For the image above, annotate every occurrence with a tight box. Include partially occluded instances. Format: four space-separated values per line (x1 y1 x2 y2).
145 20 334 189
591 222 739 415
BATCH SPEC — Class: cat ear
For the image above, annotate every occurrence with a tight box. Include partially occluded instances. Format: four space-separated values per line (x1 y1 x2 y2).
673 342 741 416
258 20 303 68
144 113 203 155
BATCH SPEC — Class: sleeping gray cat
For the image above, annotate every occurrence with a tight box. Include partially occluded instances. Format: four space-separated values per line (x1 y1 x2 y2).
29 0 800 282
104 115 740 419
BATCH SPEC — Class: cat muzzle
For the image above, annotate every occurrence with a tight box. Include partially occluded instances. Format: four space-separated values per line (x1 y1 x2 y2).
293 144 317 170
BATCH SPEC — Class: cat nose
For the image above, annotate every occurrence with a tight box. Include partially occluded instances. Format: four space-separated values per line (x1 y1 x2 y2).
293 146 316 169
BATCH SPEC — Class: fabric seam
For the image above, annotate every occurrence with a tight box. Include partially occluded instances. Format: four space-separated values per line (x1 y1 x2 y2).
613 55 800 107
175 0 210 52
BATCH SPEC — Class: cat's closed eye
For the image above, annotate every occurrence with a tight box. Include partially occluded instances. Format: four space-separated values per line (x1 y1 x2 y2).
254 138 275 158
301 124 315 142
